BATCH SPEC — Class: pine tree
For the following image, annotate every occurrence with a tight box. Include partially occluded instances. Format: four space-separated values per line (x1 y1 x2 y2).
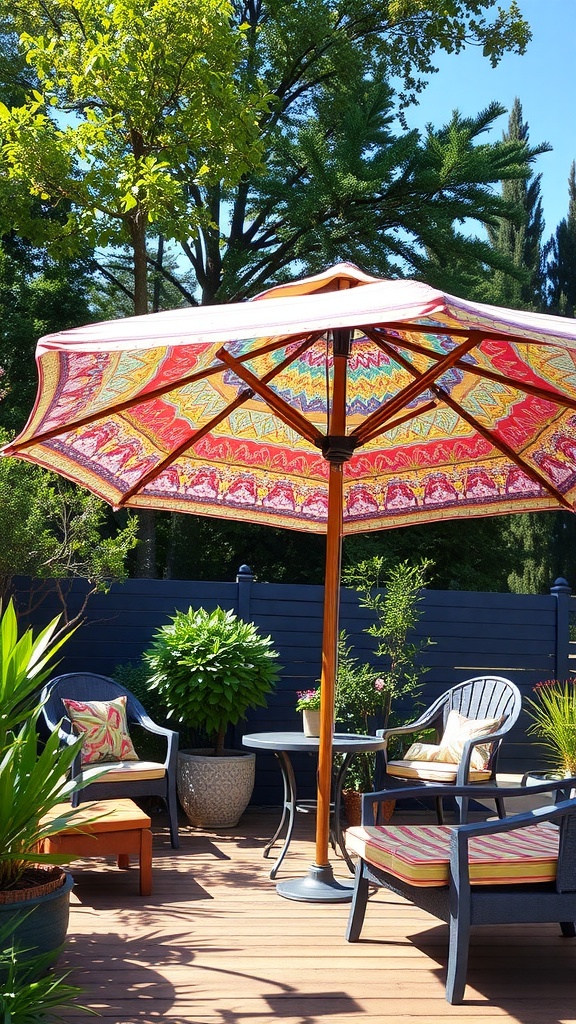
545 162 576 316
478 98 548 309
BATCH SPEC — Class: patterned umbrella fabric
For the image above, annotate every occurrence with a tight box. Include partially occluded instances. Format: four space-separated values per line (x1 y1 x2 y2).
5 262 576 901
6 262 576 530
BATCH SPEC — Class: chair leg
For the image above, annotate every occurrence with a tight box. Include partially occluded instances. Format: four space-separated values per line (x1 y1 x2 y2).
435 797 444 824
456 796 469 824
167 784 180 849
446 902 470 1005
495 796 506 819
560 921 576 937
345 862 370 942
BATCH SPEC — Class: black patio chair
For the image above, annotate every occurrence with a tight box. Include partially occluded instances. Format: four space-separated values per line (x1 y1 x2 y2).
345 778 576 1004
375 675 522 822
40 672 180 848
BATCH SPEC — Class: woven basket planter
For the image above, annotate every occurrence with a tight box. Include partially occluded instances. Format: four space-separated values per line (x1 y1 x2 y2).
177 749 256 828
0 867 74 967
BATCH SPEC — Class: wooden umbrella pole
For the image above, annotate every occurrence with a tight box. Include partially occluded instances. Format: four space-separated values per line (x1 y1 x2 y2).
315 459 344 867
315 329 349 867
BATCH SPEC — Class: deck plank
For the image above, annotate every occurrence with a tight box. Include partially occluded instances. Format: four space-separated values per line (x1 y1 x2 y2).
58 807 576 1023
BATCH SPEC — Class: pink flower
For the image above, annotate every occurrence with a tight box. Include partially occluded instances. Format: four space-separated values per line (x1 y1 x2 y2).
374 678 385 692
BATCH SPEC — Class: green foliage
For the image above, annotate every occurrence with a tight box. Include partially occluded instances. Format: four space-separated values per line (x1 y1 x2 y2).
0 0 268 311
0 915 85 1023
0 431 139 606
545 161 576 316
525 678 576 776
295 688 321 712
342 556 434 731
144 607 280 755
474 98 549 310
0 598 71 748
336 557 433 790
0 600 91 891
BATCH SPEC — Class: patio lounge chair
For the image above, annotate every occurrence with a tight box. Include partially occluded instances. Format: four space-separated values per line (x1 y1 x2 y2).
41 672 180 848
375 675 522 823
345 779 576 1004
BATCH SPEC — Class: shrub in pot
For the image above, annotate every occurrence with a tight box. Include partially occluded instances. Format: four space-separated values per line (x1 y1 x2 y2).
144 606 280 827
0 600 91 965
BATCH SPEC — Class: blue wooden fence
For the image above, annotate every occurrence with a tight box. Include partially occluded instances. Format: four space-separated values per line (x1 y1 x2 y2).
16 572 572 805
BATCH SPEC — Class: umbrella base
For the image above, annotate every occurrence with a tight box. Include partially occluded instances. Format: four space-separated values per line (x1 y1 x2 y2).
276 863 354 903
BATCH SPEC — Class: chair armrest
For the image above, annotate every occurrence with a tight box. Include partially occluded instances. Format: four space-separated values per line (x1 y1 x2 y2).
359 777 576 825
137 715 179 769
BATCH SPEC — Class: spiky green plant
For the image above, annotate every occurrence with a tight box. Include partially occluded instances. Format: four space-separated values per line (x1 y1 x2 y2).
0 599 96 891
0 914 89 1022
0 599 72 752
525 679 576 776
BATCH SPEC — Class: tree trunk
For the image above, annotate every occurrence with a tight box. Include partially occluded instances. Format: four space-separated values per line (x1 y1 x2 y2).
128 207 158 578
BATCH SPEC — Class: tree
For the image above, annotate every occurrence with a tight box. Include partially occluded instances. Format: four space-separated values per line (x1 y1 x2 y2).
0 0 268 575
545 161 576 317
0 428 138 620
479 97 549 309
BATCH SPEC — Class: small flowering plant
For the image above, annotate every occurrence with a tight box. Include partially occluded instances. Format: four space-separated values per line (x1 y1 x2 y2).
295 688 321 712
525 678 576 776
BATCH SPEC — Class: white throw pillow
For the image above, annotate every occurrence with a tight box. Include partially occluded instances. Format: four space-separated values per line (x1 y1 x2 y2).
403 710 504 770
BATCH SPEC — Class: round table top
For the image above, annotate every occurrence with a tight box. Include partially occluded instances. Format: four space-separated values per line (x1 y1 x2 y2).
242 731 387 753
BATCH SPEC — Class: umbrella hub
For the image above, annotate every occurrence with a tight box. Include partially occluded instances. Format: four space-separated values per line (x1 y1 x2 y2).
317 435 358 465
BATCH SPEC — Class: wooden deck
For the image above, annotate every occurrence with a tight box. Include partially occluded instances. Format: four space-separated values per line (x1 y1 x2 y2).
59 804 576 1024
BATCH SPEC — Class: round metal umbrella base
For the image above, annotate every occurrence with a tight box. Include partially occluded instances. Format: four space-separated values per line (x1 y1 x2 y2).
276 863 354 902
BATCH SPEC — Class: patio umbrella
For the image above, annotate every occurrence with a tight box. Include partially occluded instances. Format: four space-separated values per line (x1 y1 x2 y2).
5 261 576 900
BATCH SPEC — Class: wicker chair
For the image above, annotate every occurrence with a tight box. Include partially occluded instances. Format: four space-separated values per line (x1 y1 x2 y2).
41 672 179 848
345 779 576 1004
375 675 522 823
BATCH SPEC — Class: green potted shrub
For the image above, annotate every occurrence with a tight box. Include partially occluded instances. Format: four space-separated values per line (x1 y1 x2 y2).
144 606 280 828
336 557 433 823
0 599 89 965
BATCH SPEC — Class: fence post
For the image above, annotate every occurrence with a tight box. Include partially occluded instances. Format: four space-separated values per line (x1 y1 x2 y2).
550 577 572 680
236 564 254 622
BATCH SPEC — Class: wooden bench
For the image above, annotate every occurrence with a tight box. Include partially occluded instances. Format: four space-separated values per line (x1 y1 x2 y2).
41 797 153 896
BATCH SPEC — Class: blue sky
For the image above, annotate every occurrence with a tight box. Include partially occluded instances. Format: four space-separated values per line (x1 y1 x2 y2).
402 0 576 241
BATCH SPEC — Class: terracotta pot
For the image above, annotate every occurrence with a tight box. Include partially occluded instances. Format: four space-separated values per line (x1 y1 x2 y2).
302 709 320 737
343 789 395 826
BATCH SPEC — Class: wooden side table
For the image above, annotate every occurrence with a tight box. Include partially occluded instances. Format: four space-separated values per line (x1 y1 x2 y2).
41 798 153 896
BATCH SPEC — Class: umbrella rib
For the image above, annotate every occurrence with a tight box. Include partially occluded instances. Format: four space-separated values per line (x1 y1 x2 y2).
114 335 319 502
371 327 576 413
375 335 574 513
352 330 479 445
115 390 254 506
8 332 315 453
216 347 324 447
360 400 437 446
434 383 574 512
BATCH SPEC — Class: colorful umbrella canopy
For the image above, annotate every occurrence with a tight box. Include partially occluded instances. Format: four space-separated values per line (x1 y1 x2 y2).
5 261 576 899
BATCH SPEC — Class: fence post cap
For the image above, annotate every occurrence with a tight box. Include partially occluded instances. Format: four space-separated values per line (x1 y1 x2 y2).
551 577 572 594
236 564 254 582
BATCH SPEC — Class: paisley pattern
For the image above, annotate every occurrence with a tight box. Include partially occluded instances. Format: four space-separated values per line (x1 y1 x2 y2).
7 264 576 532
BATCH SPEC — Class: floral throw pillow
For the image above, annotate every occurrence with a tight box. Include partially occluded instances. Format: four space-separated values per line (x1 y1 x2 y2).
63 696 139 764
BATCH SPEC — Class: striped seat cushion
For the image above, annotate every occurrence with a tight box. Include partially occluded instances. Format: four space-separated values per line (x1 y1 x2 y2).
345 823 559 887
385 759 492 783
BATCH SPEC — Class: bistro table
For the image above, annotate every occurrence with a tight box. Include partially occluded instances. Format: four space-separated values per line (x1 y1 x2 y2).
242 731 387 878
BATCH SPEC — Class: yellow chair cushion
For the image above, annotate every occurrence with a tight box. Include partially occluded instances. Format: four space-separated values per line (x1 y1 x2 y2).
385 759 492 782
81 760 166 783
345 823 559 887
